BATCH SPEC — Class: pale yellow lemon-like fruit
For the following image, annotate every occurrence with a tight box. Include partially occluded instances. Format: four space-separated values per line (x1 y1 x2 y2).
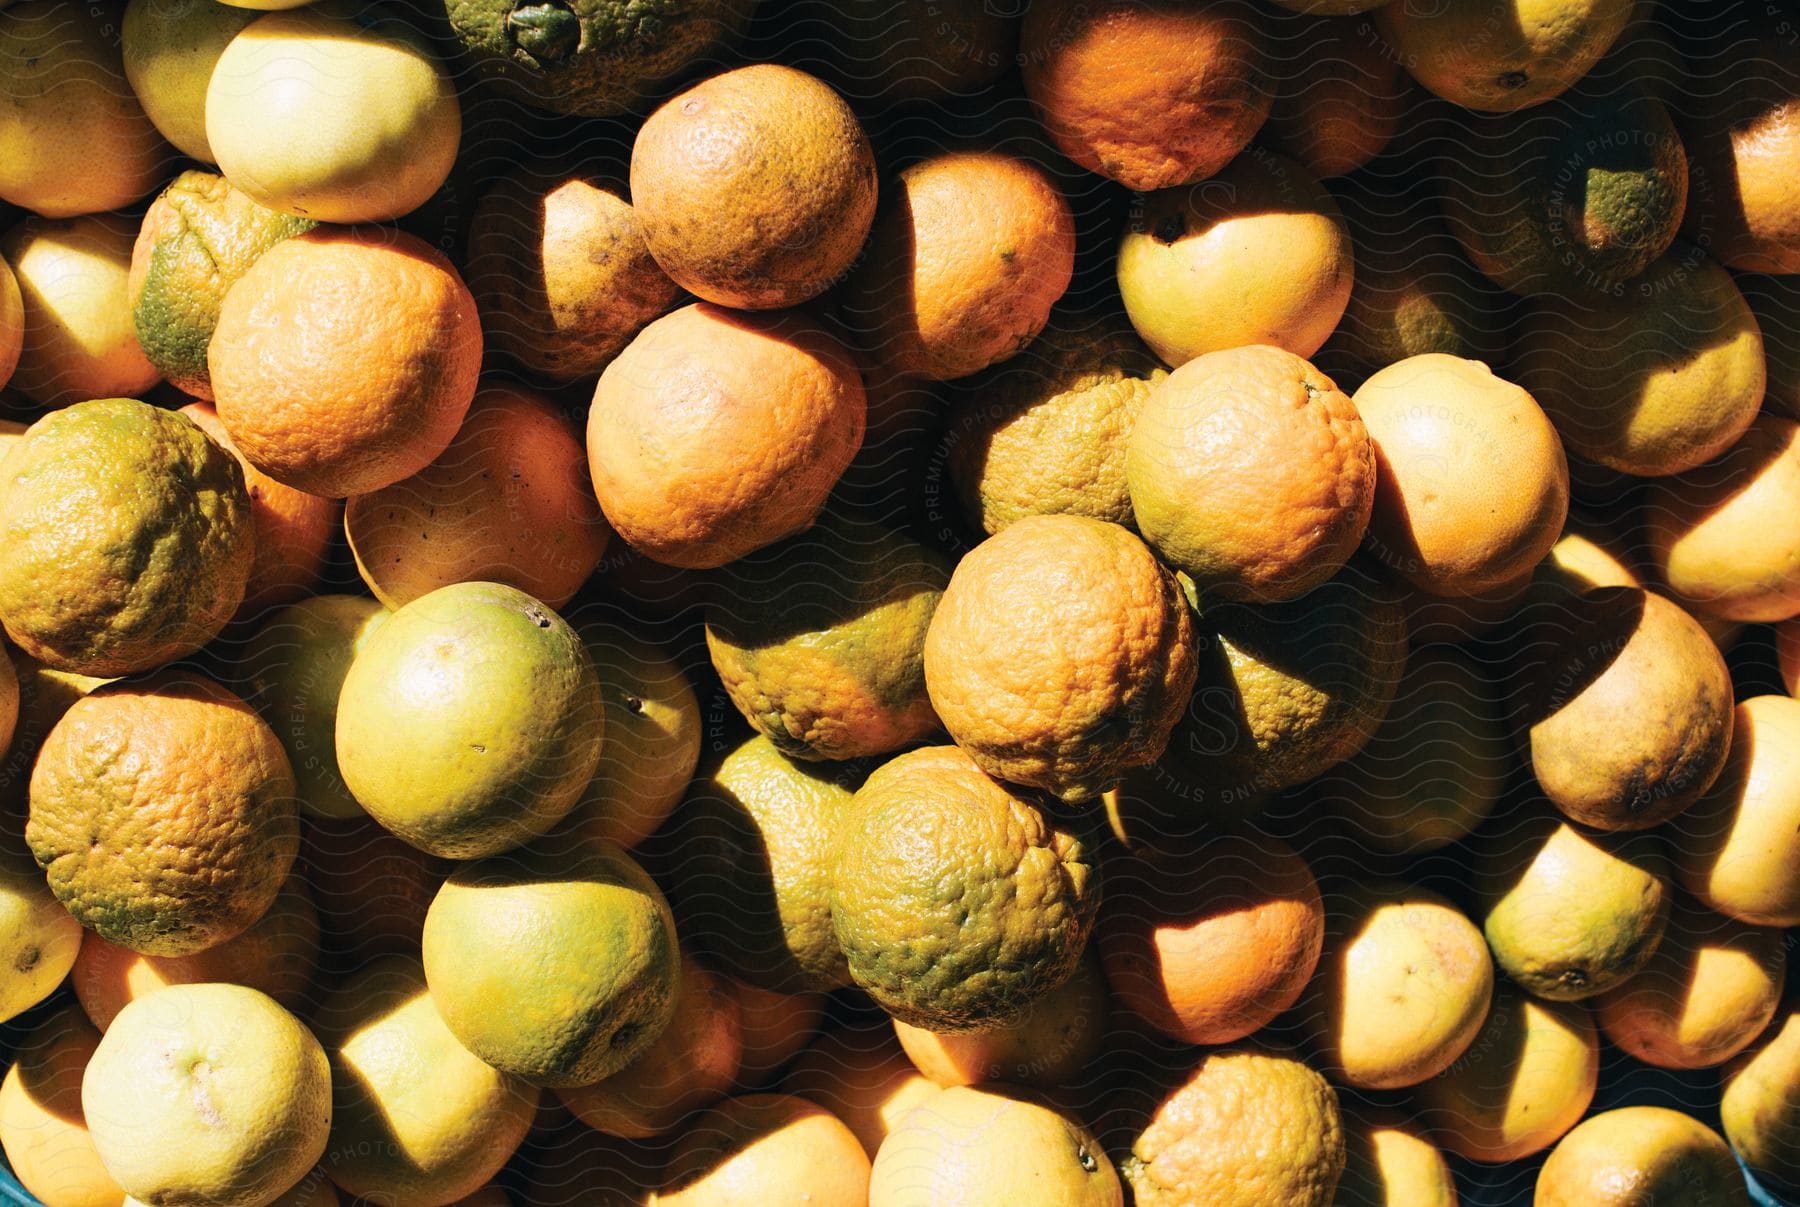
121 0 260 162
0 843 83 1026
1681 695 1800 927
206 7 460 223
1 215 160 409
81 983 331 1207
1723 1003 1800 1190
1333 1111 1456 1207
0 1006 127 1207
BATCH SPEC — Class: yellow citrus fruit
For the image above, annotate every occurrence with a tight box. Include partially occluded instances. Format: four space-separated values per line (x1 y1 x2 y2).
1333 1110 1455 1207
120 0 259 163
27 671 298 957
335 582 602 859
870 1083 1122 1207
653 1093 870 1207
313 955 539 1205
924 514 1197 802
1534 1106 1749 1207
0 255 22 391
1680 694 1800 926
1120 1045 1345 1207
82 983 330 1207
1353 353 1569 597
71 873 318 1032
1117 150 1353 367
1 215 160 409
421 835 679 1087
0 1006 127 1207
465 166 679 384
1303 881 1494 1090
629 63 876 310
1414 981 1599 1162
1375 0 1636 112
830 744 1101 1031
1127 344 1374 603
206 6 460 223
0 842 83 1025
0 1 167 218
782 1021 941 1159
1477 807 1672 1000
1723 1003 1800 1190
556 955 741 1139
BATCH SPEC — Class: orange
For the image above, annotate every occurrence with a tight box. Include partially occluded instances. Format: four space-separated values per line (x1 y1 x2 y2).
1126 344 1373 603
782 1022 942 1158
1681 37 1800 273
653 1093 870 1207
1097 834 1322 1046
1782 620 1800 695
26 670 298 957
1117 150 1354 367
1680 695 1800 927
1722 1002 1800 1191
1020 0 1271 192
466 166 679 384
0 1006 127 1207
588 303 866 570
846 150 1071 382
629 64 877 310
1535 1106 1750 1207
346 383 611 610
71 873 318 1031
1264 14 1408 179
209 226 483 498
1353 353 1569 596
0 255 20 392
181 401 338 621
1647 415 1800 623
731 981 826 1089
924 514 1197 802
1374 0 1635 113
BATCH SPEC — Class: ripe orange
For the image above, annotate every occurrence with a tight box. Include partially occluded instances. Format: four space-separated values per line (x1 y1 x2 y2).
209 226 483 498
1264 15 1408 178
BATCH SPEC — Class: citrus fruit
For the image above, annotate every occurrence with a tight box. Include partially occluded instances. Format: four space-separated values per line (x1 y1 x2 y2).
1263 14 1408 179
1314 645 1509 856
1120 1045 1345 1207
438 0 756 117
0 1006 127 1207
1722 1003 1800 1191
1375 0 1636 112
1646 414 1800 623
299 814 447 967
206 5 461 223
120 0 259 163
465 166 679 384
793 0 1013 105
209 226 483 498
182 402 337 621
1 215 161 409
1019 0 1270 192
240 594 390 821
1534 1106 1750 1207
0 254 21 391
128 171 316 402
314 955 539 1206
81 983 330 1207
923 514 1197 802
1353 353 1569 596
893 949 1108 1089
587 302 866 569
705 514 948 762
654 1093 869 1207
71 873 318 1032
0 644 16 759
664 734 857 994
1523 588 1733 831
346 383 611 610
0 842 83 1025
561 615 700 852
1594 893 1784 1070
731 980 825 1089
1117 150 1353 367
27 671 298 957
337 582 601 859
1413 981 1599 1162
0 1 166 218
1303 881 1494 1090
1680 36 1800 273
1476 807 1672 1000
944 314 1164 536
829 744 1100 1031
782 1022 941 1159
1679 694 1800 927
0 656 110 819
629 64 876 310
421 835 679 1086
1265 0 1387 10
1097 833 1322 1046
1441 85 1688 297
0 398 252 676
1333 1111 1456 1207
1127 344 1374 603
845 149 1073 381
556 955 741 1139
870 1084 1122 1207
1512 249 1763 475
